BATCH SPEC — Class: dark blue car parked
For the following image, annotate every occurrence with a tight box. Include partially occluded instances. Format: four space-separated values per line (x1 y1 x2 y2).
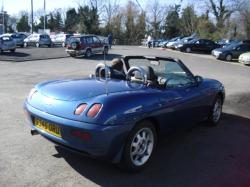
24 56 225 171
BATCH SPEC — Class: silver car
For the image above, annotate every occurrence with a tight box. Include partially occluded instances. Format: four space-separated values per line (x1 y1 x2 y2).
24 34 52 47
0 35 16 53
53 34 73 47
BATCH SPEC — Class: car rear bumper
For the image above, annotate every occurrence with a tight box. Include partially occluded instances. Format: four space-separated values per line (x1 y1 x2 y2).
211 51 227 60
26 41 51 46
24 102 131 160
53 41 64 45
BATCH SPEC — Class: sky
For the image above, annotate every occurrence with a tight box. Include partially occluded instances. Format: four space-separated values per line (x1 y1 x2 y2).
2 0 79 16
2 0 185 16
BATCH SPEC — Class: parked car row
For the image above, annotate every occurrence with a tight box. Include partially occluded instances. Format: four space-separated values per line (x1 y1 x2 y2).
0 32 78 49
154 35 250 65
212 42 250 61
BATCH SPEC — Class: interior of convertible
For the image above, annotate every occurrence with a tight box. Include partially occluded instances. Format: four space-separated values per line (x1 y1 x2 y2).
95 57 196 88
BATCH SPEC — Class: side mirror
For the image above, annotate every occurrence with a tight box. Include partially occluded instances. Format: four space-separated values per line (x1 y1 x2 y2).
195 75 203 84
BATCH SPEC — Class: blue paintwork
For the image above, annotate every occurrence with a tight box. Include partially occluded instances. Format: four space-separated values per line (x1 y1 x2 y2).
24 56 225 163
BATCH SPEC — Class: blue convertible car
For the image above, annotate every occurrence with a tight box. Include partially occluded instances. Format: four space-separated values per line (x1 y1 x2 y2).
24 56 225 171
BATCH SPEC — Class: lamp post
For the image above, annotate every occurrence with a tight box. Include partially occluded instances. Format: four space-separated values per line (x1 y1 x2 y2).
31 0 33 33
1 0 4 34
44 0 46 32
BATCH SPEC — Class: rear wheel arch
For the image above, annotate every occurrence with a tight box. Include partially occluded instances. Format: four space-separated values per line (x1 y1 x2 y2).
135 117 160 139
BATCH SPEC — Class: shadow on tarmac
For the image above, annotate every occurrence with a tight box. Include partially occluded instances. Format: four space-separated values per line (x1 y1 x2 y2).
54 112 250 187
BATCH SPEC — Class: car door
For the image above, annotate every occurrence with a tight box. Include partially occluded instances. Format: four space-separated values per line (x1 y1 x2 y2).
85 36 94 52
92 36 103 53
192 39 204 51
156 61 208 132
204 40 216 52
233 44 247 58
234 44 250 58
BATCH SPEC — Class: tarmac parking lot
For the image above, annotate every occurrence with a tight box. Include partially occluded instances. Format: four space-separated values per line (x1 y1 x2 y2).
0 47 69 62
0 46 250 187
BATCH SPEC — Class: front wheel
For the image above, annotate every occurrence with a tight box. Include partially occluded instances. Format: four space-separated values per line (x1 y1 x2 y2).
120 120 157 172
225 54 232 61
207 96 223 126
10 49 16 52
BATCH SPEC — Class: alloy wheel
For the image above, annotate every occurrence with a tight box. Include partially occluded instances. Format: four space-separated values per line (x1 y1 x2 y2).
212 99 222 123
130 127 154 166
226 54 232 61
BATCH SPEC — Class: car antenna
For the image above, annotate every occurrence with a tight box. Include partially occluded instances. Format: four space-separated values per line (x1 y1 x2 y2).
104 48 109 96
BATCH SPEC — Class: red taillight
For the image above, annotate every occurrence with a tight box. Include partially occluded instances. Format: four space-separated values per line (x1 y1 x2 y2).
71 130 91 141
87 104 102 118
74 103 87 115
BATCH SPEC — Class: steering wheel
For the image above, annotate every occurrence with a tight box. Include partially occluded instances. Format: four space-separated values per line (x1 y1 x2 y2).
95 63 111 78
126 66 147 84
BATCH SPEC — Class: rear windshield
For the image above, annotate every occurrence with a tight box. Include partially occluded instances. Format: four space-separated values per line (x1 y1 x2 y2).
70 37 81 43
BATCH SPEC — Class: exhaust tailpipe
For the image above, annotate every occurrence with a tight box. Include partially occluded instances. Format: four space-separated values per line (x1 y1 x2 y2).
31 129 39 136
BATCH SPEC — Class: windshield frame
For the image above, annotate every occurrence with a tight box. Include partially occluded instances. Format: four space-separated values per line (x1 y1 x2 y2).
123 56 196 87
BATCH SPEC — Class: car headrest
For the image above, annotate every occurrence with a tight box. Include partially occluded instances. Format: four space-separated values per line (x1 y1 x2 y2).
134 66 157 81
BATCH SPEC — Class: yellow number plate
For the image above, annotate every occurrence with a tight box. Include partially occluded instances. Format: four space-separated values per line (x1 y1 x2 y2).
34 118 62 138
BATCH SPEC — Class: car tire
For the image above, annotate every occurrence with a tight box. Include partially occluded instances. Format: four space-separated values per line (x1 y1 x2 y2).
10 49 16 53
185 47 191 53
36 43 40 48
225 54 232 61
120 120 157 172
207 96 223 126
85 49 92 58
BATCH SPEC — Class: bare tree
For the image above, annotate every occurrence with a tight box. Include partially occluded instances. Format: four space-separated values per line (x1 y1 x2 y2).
200 0 243 28
102 0 120 30
239 0 250 39
146 0 166 38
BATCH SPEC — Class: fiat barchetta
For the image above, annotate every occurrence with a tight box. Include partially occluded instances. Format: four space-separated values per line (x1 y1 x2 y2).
24 56 225 171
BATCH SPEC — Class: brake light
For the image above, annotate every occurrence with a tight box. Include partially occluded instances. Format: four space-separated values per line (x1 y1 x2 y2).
74 103 87 115
71 130 91 141
87 104 102 118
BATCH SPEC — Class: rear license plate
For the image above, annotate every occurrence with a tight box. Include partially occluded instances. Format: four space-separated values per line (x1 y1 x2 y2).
34 118 62 138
